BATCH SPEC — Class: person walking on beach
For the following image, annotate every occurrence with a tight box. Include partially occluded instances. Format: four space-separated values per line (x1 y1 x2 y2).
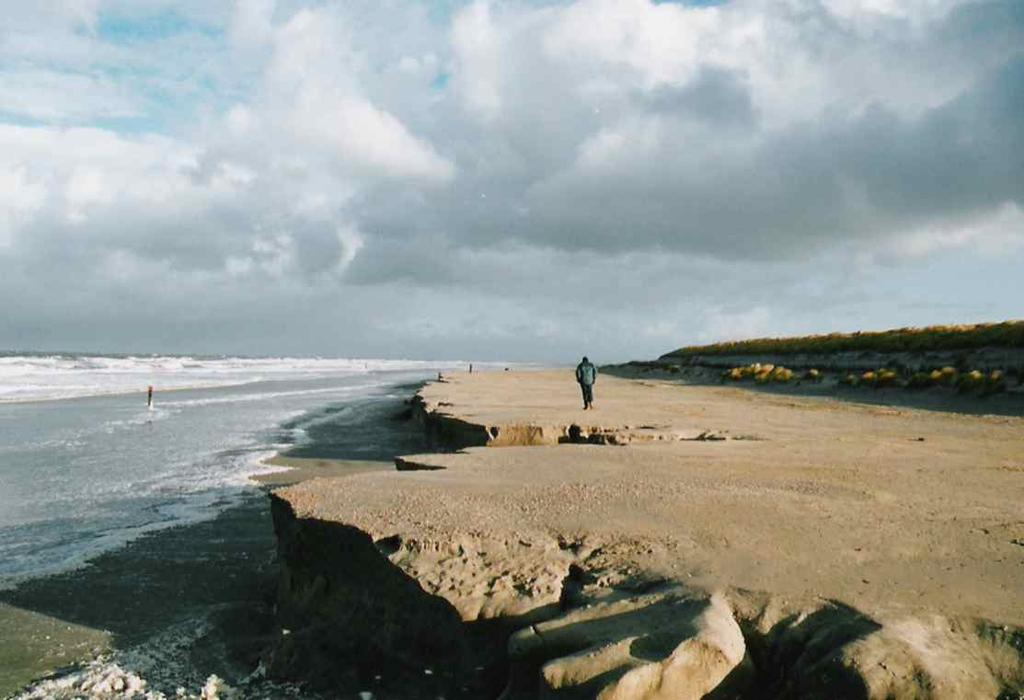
147 385 154 409
576 356 597 410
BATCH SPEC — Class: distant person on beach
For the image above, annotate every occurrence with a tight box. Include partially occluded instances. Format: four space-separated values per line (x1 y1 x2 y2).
147 385 154 409
575 356 597 410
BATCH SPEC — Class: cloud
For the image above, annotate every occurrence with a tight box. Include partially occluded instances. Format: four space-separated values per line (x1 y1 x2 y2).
518 51 1023 258
0 69 141 122
876 202 1024 261
451 1 503 121
229 0 275 48
0 0 1021 360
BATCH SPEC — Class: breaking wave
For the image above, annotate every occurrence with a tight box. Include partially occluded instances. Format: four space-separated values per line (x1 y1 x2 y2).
0 353 474 403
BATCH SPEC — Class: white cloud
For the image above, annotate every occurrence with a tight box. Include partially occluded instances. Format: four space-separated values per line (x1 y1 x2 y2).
229 0 276 48
0 166 46 248
451 1 503 121
240 6 456 182
0 69 140 122
0 125 197 232
542 0 716 89
821 0 963 23
4 0 102 31
280 91 455 182
888 203 1024 259
336 224 364 269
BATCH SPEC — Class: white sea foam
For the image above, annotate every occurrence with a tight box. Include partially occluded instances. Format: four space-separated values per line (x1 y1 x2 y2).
13 659 244 700
0 354 473 403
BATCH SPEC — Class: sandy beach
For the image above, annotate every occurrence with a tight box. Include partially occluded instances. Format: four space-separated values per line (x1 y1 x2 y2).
271 370 1024 698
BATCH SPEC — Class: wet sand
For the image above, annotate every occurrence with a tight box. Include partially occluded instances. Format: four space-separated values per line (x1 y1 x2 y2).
253 455 392 486
0 494 277 698
0 604 110 696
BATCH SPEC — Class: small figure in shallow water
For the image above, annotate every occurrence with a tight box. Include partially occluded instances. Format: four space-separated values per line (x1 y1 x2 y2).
147 385 154 409
575 356 597 410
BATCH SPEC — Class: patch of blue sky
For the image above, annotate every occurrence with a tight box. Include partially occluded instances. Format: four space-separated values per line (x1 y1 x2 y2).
95 8 221 44
88 114 169 135
385 1 728 29
77 11 252 137
0 112 59 129
119 76 253 137
0 100 185 135
424 0 469 24
423 0 577 24
656 0 729 5
431 71 451 90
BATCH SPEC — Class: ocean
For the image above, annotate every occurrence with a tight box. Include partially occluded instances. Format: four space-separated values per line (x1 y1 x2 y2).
0 353 471 697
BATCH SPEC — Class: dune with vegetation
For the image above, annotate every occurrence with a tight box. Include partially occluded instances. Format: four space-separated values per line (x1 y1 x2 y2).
661 321 1024 358
608 322 1024 410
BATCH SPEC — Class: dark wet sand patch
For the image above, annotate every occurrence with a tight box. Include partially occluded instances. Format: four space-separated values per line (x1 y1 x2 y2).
0 494 276 697
0 603 111 697
253 456 392 486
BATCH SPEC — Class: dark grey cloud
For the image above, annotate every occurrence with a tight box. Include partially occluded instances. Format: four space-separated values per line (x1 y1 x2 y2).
456 52 1024 259
645 67 757 126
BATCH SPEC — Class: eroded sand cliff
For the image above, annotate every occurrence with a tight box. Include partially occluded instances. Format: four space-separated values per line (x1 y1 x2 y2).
268 371 1024 699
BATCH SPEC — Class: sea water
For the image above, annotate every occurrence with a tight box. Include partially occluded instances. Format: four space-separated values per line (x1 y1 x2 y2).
0 353 466 590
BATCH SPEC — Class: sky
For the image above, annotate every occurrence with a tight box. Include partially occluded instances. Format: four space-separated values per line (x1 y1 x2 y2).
0 0 1021 362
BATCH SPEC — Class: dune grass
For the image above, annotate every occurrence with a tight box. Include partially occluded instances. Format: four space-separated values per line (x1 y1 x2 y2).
661 321 1024 359
720 362 1007 393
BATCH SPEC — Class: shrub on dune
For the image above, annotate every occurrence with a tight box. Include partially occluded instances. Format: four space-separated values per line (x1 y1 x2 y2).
957 369 986 392
724 365 764 381
984 370 1006 395
875 369 899 387
907 372 934 389
715 358 1008 395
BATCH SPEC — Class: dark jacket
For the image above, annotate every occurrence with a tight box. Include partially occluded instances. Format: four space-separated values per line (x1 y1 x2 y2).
575 361 597 386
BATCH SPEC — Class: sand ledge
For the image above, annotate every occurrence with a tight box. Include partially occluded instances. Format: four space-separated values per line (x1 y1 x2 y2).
269 371 1024 699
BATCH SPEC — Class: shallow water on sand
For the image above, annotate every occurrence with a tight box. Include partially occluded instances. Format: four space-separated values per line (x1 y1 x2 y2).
0 359 461 589
0 356 460 696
